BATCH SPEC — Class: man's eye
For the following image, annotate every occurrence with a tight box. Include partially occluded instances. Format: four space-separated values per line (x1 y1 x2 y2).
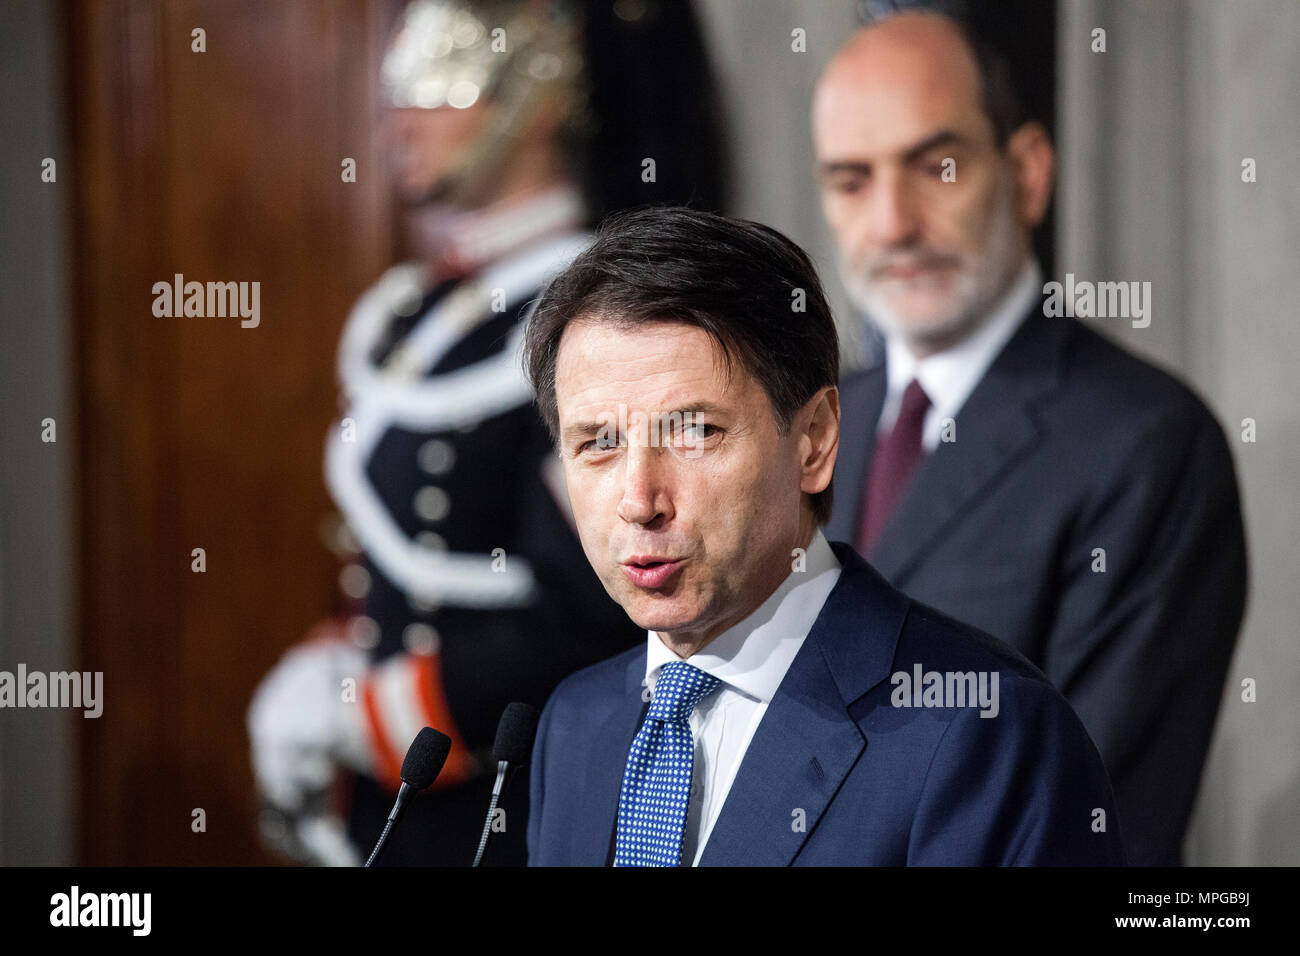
580 434 619 453
672 421 718 446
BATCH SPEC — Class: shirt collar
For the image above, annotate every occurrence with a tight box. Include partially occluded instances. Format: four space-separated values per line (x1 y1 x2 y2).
884 259 1041 420
643 529 842 704
419 182 587 281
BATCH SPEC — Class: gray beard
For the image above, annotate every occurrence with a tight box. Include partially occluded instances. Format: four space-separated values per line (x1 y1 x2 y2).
839 182 1025 354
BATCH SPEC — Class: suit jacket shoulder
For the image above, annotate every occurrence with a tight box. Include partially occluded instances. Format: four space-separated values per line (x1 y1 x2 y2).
1052 317 1228 443
537 643 644 736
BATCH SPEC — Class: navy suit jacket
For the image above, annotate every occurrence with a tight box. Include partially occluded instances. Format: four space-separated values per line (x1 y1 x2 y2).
825 311 1247 866
527 543 1126 866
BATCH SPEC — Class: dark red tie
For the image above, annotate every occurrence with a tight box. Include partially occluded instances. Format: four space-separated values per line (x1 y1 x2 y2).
856 378 931 555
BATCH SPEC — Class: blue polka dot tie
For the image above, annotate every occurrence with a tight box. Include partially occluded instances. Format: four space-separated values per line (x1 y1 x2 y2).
614 660 720 867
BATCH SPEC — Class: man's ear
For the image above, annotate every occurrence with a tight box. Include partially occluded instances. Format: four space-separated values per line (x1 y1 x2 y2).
799 385 840 497
1006 120 1055 230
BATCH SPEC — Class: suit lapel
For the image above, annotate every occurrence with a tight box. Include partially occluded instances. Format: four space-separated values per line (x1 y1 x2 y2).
867 386 1038 583
572 654 648 866
869 312 1065 584
699 546 906 866
696 651 864 865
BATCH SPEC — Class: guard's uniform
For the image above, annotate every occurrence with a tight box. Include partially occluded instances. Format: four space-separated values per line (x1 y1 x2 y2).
326 226 642 865
248 0 726 866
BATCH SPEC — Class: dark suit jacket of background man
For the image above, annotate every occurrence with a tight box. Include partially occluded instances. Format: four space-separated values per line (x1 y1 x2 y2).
528 543 1126 866
826 309 1248 866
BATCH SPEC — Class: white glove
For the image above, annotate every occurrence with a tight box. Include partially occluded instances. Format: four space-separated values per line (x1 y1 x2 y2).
294 811 363 867
247 627 372 814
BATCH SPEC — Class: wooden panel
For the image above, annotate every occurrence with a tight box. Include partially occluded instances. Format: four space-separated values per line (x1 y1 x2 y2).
65 0 399 863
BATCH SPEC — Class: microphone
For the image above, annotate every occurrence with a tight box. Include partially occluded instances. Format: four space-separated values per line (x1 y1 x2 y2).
471 702 540 867
363 726 451 867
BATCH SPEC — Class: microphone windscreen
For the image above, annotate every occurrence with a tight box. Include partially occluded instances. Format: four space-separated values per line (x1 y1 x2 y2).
401 727 451 790
492 702 540 765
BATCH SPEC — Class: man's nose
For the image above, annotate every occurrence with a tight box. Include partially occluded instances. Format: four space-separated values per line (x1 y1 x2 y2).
863 171 922 249
616 442 672 526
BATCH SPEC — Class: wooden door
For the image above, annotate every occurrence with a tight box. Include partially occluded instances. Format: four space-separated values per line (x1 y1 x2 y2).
65 0 401 864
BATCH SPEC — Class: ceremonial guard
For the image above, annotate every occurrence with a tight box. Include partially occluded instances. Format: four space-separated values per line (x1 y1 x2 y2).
248 0 724 865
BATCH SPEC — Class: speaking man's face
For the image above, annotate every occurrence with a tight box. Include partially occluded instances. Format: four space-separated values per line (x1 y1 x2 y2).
553 319 825 649
812 14 1038 354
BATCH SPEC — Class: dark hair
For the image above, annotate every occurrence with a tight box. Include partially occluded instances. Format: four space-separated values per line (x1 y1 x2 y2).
858 0 1031 146
569 0 728 220
959 25 1028 146
524 205 840 525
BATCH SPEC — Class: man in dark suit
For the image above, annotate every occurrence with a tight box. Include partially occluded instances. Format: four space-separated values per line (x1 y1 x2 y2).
522 206 1125 866
813 10 1247 865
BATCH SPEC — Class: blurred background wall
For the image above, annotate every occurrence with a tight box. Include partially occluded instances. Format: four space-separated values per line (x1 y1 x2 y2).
0 0 1295 864
0 0 75 866
3 0 405 864
1057 0 1300 866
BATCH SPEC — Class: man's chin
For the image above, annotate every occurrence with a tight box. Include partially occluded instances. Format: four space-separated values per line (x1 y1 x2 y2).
616 593 700 637
396 171 458 208
861 293 979 347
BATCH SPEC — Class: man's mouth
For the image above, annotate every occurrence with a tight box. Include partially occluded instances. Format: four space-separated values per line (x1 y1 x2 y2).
620 556 685 589
880 264 928 280
875 260 953 281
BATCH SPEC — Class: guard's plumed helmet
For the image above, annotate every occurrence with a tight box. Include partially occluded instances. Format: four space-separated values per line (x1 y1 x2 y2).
381 0 727 219
382 0 583 112
381 0 585 206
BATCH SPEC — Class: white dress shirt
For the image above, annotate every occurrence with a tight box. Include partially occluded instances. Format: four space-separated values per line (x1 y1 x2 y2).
878 260 1042 452
641 529 842 866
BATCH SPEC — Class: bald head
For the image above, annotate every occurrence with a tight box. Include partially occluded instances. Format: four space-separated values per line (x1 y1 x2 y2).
816 13 991 158
811 11 1053 356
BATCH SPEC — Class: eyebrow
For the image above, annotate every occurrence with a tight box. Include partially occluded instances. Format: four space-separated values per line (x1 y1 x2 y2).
817 129 968 177
666 401 728 418
560 421 605 446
